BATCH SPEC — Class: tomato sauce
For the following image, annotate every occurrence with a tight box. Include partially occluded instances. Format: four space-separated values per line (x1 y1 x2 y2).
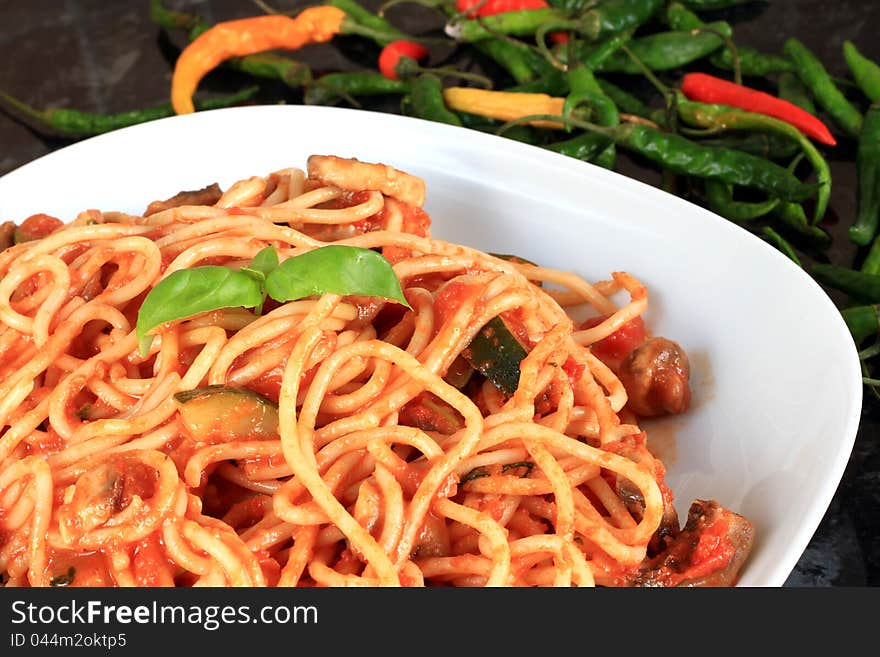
132 535 174 586
562 356 585 384
433 280 482 329
256 550 281 586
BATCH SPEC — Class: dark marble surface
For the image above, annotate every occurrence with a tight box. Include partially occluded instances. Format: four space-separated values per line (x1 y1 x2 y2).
0 0 878 585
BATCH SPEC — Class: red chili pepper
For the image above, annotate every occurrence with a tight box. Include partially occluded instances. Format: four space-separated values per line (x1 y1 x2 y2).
456 0 548 17
680 72 837 146
378 40 429 81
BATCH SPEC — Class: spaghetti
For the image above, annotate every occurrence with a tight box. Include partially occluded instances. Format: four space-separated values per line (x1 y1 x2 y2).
0 155 753 587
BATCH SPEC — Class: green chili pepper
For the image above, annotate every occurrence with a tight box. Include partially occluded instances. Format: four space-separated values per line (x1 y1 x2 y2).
401 74 463 126
580 30 634 69
587 22 732 73
476 39 555 85
446 0 662 43
229 53 312 88
843 41 880 103
784 38 864 139
710 47 794 77
327 0 410 44
849 104 880 245
596 78 652 118
564 68 617 122
812 264 880 301
761 226 802 266
623 124 816 200
667 1 787 83
676 98 831 222
507 69 570 96
0 86 259 138
698 132 799 160
446 8 566 41
505 116 817 201
776 71 817 115
546 0 598 10
476 41 539 85
545 131 611 161
304 72 410 106
663 1 701 30
704 181 780 222
773 202 831 246
564 66 619 168
842 305 880 344
584 0 665 37
149 0 201 34
862 233 880 275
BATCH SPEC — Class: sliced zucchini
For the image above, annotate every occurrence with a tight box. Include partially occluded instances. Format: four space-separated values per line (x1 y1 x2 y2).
399 392 464 434
174 385 279 440
443 354 474 390
462 316 529 396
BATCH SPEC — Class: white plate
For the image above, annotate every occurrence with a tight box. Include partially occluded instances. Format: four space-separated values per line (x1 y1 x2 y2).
0 105 863 587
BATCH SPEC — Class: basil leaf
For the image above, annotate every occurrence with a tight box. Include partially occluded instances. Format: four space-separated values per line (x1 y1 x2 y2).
265 245 410 308
242 245 279 282
136 266 264 355
240 246 280 316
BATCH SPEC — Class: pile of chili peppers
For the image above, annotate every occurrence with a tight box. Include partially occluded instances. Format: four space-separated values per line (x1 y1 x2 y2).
2 0 880 390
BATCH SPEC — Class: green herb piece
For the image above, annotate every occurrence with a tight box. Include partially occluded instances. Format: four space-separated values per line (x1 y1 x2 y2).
137 266 264 355
136 245 409 356
264 245 410 306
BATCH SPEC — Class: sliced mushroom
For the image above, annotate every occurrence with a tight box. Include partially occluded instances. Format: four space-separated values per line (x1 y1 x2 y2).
618 337 691 417
629 499 754 587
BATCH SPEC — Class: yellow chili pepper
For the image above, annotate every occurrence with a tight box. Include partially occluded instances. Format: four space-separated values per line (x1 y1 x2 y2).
171 6 346 115
442 87 566 129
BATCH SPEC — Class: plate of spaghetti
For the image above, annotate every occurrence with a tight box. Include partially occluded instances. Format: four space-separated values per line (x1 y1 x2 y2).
0 105 862 588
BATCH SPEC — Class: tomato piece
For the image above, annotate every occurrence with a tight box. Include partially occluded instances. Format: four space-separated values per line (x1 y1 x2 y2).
14 213 63 243
580 315 648 362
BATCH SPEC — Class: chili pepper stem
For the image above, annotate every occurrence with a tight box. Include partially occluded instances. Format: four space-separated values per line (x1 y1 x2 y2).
0 90 51 126
341 20 439 47
620 43 670 98
694 26 741 85
535 23 568 72
377 0 447 17
495 112 612 138
620 113 661 129
249 0 283 14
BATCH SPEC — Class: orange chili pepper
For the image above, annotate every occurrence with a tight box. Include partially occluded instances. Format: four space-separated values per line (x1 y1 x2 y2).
171 6 346 115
